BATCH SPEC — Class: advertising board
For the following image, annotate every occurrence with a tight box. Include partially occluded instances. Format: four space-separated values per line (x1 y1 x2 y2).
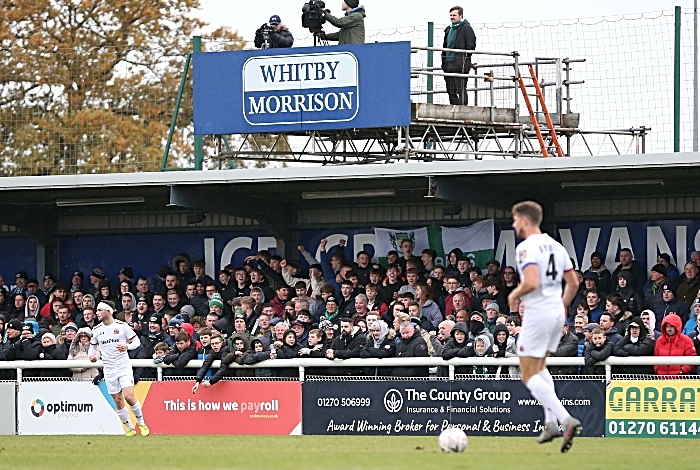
606 380 700 438
303 379 605 437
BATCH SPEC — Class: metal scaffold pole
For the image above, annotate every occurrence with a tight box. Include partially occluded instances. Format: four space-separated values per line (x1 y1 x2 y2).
695 0 699 152
427 22 434 104
675 6 682 153
193 36 204 170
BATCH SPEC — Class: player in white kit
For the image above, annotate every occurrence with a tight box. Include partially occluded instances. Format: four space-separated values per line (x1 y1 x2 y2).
507 201 582 453
90 301 150 436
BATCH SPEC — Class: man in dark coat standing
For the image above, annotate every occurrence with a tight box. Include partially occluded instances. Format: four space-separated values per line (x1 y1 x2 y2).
441 6 476 105
391 321 429 377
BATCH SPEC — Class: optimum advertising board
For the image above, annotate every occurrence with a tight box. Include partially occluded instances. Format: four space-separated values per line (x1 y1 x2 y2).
193 42 411 134
303 380 605 437
606 380 700 438
18 382 124 435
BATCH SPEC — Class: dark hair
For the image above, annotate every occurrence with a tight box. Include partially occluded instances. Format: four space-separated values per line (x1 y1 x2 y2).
450 6 464 16
174 331 189 342
340 317 353 324
599 312 615 324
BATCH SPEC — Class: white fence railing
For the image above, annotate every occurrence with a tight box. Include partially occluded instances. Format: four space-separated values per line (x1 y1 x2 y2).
2 356 699 383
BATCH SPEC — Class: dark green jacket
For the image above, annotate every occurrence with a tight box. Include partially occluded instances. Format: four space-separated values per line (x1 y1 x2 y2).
325 8 365 45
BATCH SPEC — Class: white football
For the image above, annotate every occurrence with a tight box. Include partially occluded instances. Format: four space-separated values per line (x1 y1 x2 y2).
438 427 468 453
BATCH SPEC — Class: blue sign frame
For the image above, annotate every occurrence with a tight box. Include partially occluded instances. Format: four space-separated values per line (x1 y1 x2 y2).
193 42 412 134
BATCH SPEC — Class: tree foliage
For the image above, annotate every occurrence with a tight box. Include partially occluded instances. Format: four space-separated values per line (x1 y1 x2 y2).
0 0 243 175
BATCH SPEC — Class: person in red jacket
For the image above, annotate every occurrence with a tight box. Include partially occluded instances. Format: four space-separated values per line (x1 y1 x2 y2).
654 314 697 376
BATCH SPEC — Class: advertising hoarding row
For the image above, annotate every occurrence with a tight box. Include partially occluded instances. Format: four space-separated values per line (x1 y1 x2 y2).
14 378 700 438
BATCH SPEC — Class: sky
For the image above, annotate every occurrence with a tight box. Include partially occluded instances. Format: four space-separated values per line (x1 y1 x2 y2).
195 0 692 41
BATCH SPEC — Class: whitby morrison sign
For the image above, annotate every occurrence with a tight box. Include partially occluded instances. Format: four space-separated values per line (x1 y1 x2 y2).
193 42 411 134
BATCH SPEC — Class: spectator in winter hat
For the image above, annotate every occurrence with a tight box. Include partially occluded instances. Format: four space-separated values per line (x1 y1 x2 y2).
209 294 224 316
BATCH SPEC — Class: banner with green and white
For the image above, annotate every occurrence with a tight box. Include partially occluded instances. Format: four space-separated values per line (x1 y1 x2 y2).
373 219 494 268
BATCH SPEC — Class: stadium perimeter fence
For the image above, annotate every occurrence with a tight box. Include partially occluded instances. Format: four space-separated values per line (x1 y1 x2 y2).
2 9 698 175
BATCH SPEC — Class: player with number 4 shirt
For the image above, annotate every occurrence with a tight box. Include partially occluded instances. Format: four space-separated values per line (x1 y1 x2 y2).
507 201 582 453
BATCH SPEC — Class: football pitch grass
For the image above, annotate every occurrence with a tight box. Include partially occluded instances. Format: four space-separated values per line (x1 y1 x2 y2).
0 435 697 469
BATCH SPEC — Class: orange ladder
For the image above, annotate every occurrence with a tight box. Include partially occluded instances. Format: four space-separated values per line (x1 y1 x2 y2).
517 65 564 157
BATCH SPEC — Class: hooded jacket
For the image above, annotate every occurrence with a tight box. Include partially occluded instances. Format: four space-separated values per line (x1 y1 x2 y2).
24 295 40 320
94 280 117 303
441 322 472 375
614 270 644 315
360 321 396 359
613 317 655 374
244 337 275 377
67 328 100 381
122 292 137 313
491 324 519 378
613 261 648 293
654 314 697 376
469 334 496 375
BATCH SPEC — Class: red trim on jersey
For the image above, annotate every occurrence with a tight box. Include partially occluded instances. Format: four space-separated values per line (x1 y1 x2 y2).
127 335 137 341
564 268 575 273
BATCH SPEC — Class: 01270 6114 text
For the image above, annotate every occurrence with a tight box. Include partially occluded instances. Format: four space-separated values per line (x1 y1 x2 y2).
606 420 700 438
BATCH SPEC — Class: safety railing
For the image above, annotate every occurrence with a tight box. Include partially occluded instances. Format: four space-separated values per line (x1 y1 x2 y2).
3 356 700 384
411 46 521 119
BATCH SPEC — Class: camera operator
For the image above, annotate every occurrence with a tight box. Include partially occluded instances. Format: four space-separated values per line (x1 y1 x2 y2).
322 1 365 45
255 15 294 49
441 6 476 105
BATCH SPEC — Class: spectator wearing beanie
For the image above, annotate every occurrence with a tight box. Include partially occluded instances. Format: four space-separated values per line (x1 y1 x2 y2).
323 0 365 45
644 264 668 320
38 332 69 378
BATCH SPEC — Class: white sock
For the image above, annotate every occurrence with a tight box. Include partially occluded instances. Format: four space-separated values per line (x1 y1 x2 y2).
538 369 557 424
526 374 571 424
130 401 145 426
116 406 134 430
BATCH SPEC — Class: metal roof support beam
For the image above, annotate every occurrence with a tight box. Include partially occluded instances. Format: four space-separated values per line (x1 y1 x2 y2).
168 185 294 255
428 176 515 212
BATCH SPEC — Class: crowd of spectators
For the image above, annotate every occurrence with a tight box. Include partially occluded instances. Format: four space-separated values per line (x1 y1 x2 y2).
0 241 698 381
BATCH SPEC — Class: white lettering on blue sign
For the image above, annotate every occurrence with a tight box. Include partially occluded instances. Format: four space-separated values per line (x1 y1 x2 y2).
242 52 359 126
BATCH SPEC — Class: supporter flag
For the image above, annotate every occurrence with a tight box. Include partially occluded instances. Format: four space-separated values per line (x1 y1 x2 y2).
373 219 494 269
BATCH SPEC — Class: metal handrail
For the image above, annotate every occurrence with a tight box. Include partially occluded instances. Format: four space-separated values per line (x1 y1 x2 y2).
411 46 517 57
3 355 700 370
